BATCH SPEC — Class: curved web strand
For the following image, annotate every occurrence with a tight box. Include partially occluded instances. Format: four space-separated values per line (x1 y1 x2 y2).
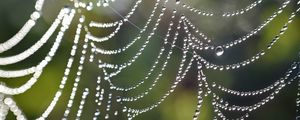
97 0 170 79
183 0 291 51
0 0 45 53
36 16 85 120
0 8 75 95
91 0 163 55
90 0 143 28
180 0 263 17
103 10 177 92
119 17 184 102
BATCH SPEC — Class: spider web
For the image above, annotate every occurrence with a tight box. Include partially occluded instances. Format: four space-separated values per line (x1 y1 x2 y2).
0 0 300 119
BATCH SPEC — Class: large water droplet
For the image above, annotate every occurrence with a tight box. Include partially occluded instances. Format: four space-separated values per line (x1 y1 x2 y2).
215 46 224 56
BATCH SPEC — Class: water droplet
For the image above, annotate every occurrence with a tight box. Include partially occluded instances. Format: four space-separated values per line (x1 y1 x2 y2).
116 96 121 102
105 114 109 119
86 2 93 11
292 63 297 69
215 46 224 56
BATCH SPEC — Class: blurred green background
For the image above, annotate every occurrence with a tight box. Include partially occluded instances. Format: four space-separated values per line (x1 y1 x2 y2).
0 0 300 120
